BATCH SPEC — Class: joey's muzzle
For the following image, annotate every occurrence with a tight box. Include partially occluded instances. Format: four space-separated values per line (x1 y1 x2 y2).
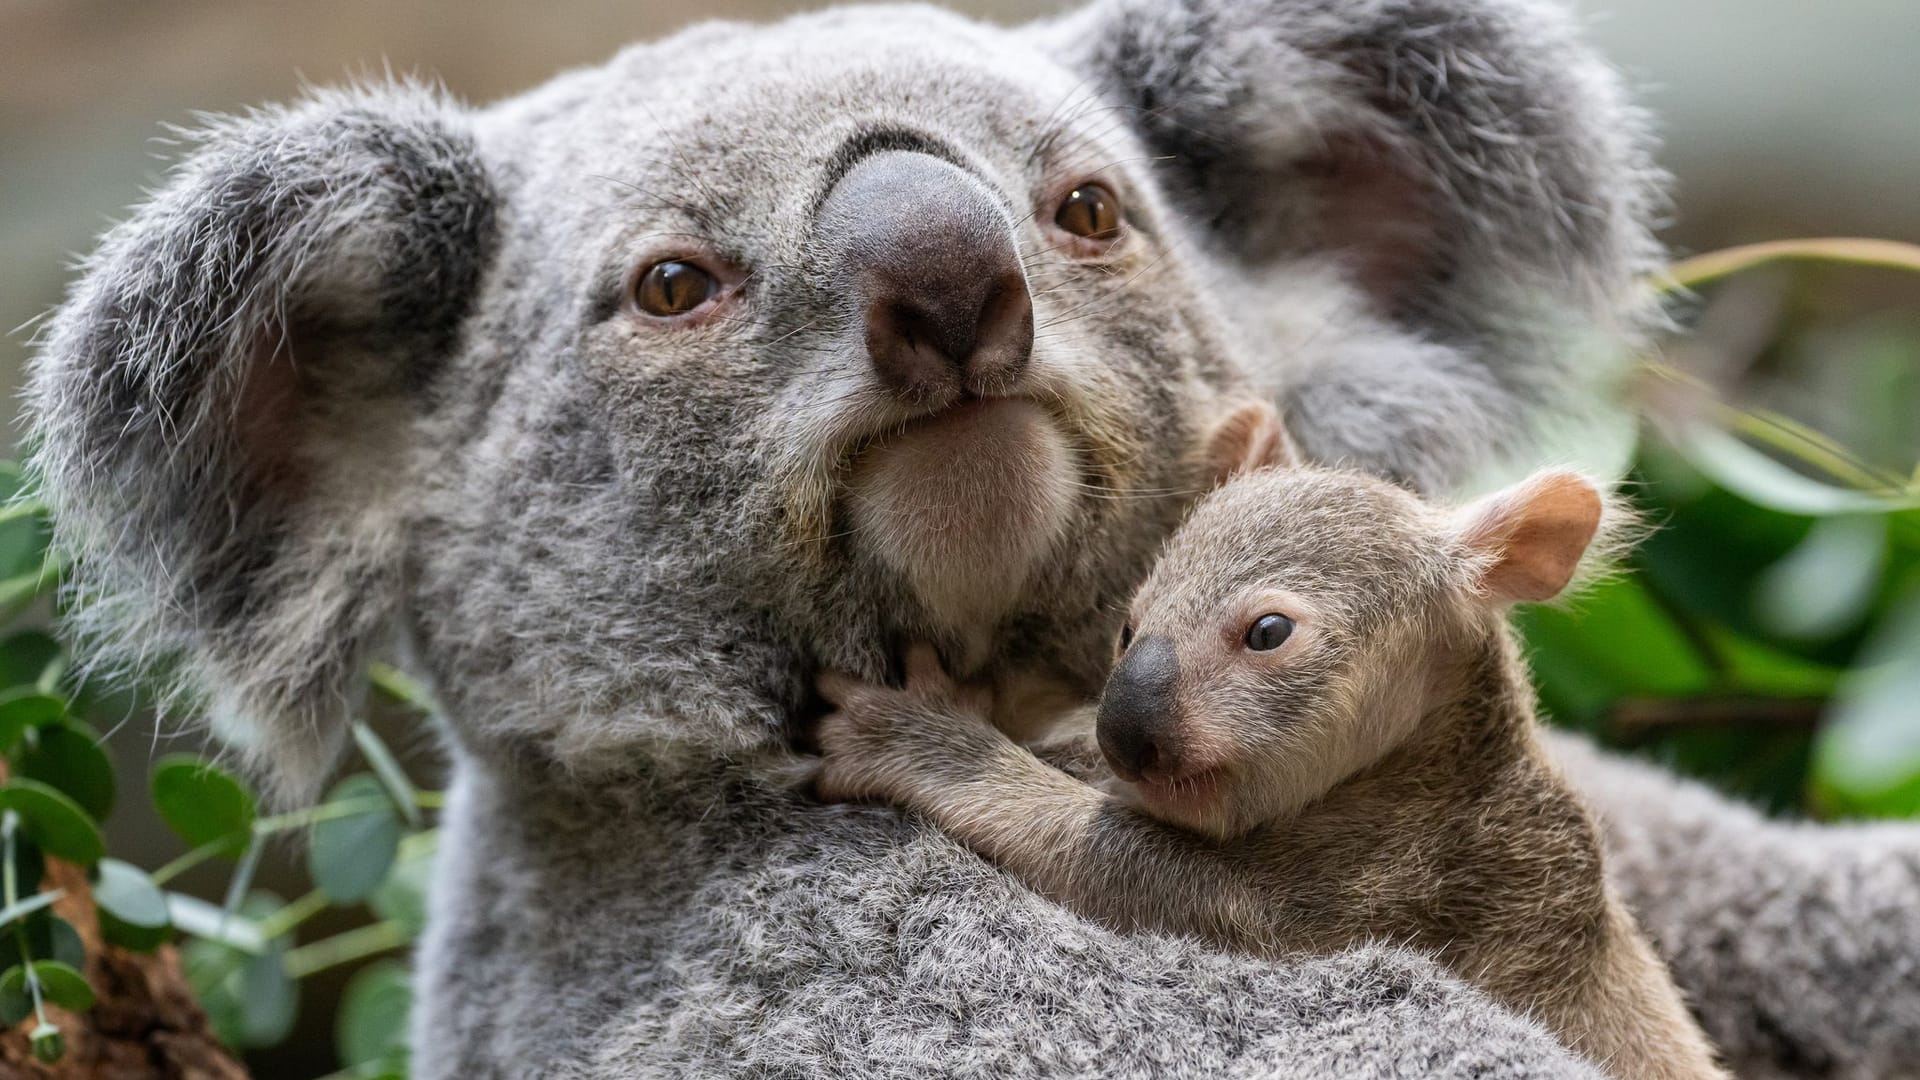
816 151 1033 401
1097 634 1180 782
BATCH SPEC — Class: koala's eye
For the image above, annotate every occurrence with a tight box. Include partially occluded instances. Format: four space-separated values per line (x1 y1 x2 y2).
1118 623 1134 652
1054 183 1122 243
1245 613 1295 652
634 260 717 318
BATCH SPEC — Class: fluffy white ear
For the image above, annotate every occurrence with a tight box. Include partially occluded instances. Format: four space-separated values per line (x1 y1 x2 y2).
1205 400 1297 484
1456 470 1604 604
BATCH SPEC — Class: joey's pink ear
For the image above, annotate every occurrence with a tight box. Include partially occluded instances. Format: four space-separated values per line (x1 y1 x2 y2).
1206 400 1296 484
1456 471 1604 604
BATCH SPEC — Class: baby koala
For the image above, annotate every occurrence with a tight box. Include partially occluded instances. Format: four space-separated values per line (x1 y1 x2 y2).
815 404 1725 1080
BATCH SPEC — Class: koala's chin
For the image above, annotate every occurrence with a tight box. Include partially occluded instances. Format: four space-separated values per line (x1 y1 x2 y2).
846 398 1076 651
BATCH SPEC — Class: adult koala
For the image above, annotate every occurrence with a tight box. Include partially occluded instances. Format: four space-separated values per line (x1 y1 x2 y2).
27 0 1920 1076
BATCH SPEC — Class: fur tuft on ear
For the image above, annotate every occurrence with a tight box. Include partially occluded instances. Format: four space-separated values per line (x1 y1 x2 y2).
1204 400 1297 483
1454 470 1627 605
26 81 497 804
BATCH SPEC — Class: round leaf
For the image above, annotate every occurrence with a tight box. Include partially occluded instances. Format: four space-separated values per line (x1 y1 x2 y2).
151 755 255 856
0 779 103 865
95 858 170 952
309 775 401 904
0 689 66 753
0 912 85 973
17 723 115 821
0 959 95 1012
0 632 63 693
336 959 412 1068
236 947 297 1047
0 967 27 1025
370 834 438 938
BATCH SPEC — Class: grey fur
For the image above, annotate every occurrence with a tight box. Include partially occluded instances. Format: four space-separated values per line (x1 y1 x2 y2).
21 1 1916 1076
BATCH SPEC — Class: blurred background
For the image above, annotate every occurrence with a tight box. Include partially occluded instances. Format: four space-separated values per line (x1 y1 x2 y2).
1 1 1916 1076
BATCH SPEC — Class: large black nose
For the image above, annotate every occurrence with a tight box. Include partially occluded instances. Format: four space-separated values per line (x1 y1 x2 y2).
817 151 1033 400
1097 634 1181 782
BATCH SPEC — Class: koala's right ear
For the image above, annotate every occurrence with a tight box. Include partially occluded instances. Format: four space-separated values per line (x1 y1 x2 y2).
1454 471 1604 605
26 83 497 802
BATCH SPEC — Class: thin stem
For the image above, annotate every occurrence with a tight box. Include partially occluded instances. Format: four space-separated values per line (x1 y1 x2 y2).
282 920 409 980
254 888 330 943
151 835 238 887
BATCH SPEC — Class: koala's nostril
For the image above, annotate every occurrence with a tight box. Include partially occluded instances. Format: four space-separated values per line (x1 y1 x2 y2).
1097 634 1181 782
819 151 1034 399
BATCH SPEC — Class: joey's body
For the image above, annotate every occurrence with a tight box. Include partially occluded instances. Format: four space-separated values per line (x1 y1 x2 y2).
820 461 1725 1079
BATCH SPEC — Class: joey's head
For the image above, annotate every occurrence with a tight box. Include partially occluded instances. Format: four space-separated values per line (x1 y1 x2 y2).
28 0 1660 798
1100 406 1610 837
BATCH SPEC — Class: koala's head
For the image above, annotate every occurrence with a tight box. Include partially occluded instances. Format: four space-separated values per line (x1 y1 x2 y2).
1101 405 1608 838
26 0 1658 799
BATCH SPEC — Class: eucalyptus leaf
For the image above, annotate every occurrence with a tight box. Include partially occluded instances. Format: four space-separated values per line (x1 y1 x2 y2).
336 959 413 1068
1814 581 1920 817
370 831 438 938
95 858 170 951
0 689 66 753
0 632 63 693
0 959 95 1012
0 779 103 864
310 775 402 903
17 722 116 821
151 754 254 856
165 893 267 954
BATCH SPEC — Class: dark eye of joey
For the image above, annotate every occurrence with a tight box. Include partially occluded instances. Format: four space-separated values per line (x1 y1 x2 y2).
1055 183 1122 241
1118 623 1134 653
634 260 717 317
1246 613 1295 652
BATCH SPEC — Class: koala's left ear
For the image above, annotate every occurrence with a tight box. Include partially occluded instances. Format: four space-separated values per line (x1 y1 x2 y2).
27 83 497 802
1454 471 1604 605
1045 0 1660 366
1204 400 1297 484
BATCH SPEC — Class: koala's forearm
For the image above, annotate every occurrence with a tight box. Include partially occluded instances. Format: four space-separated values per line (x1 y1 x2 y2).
897 741 1278 949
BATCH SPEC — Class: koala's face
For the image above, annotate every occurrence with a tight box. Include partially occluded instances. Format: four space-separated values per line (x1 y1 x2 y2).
408 8 1253 763
1101 469 1467 838
30 0 1654 794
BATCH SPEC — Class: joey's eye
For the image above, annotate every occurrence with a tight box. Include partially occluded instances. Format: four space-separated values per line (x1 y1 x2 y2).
1245 614 1295 652
634 260 717 317
1118 623 1134 652
1054 183 1122 242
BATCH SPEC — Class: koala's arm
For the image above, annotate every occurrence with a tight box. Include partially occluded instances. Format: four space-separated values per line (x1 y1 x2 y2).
817 668 1282 950
1546 730 1920 1079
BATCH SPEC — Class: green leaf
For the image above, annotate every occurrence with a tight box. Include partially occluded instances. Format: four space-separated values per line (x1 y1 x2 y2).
309 775 402 904
1754 515 1887 642
352 722 422 828
1814 580 1920 817
236 944 297 1047
0 912 87 975
336 959 412 1068
0 969 25 1025
0 780 103 865
151 755 255 856
0 959 95 1012
17 723 116 821
95 859 170 952
370 831 438 938
0 632 64 693
0 689 66 753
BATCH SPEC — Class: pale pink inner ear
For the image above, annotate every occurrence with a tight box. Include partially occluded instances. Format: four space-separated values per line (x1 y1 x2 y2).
1461 471 1603 604
1205 400 1296 484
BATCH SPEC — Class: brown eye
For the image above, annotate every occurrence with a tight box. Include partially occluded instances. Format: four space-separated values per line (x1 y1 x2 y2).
1118 623 1134 653
634 260 716 317
1054 183 1122 242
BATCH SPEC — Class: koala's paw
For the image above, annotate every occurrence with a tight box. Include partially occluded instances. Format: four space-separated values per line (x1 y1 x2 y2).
813 644 994 806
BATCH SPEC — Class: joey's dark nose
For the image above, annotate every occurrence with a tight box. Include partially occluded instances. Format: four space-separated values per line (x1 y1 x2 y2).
1097 634 1181 782
818 151 1033 399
